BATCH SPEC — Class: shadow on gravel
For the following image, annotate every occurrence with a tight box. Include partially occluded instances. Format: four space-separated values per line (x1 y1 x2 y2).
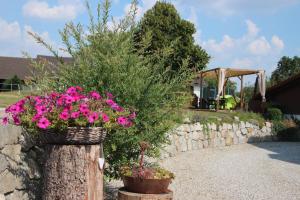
251 142 300 165
104 182 119 200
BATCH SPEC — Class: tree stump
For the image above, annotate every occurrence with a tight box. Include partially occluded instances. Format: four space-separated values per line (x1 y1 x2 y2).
118 188 173 200
43 144 103 200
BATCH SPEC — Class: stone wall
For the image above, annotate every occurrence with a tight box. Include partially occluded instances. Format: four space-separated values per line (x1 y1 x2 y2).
0 125 41 200
161 119 273 158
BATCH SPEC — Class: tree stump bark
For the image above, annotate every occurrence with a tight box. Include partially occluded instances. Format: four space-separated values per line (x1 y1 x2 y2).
118 189 173 200
43 144 103 200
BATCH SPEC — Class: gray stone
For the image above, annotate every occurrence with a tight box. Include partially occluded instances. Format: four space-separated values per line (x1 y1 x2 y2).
203 140 209 148
193 123 202 131
261 126 267 133
240 121 246 129
0 170 24 193
232 123 238 131
0 154 9 174
176 124 190 132
0 125 21 149
0 194 5 200
191 131 200 140
191 140 199 150
183 117 191 124
233 135 239 145
225 136 233 146
266 121 272 128
19 133 35 152
198 132 204 140
187 137 193 151
234 116 239 121
5 190 29 200
1 145 21 163
211 123 217 131
227 124 232 130
245 122 252 128
178 137 187 152
198 141 204 149
241 128 248 135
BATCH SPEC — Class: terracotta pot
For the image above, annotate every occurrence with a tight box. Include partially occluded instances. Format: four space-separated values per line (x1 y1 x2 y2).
122 176 171 194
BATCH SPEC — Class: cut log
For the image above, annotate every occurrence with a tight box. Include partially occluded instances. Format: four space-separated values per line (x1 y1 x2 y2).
118 188 173 200
42 144 103 200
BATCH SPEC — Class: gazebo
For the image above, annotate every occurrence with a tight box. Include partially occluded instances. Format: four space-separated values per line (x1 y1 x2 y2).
194 67 266 111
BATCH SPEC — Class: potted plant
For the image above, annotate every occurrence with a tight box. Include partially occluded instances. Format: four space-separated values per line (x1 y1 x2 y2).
3 86 136 200
120 141 175 194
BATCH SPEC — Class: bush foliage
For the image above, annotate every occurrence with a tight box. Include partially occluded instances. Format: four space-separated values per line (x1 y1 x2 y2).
28 0 195 179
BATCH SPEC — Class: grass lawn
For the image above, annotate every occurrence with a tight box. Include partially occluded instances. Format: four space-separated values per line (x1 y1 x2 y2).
184 109 266 127
0 91 32 108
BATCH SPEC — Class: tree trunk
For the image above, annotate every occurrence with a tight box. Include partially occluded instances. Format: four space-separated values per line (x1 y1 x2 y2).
118 189 173 200
43 144 103 200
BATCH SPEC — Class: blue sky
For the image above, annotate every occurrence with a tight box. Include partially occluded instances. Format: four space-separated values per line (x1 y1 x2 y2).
1 0 300 82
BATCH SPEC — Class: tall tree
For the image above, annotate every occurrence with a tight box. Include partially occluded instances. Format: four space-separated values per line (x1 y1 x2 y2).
134 1 209 72
271 56 300 84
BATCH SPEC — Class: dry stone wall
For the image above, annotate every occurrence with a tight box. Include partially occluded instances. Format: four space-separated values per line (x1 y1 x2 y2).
161 119 273 158
0 125 42 200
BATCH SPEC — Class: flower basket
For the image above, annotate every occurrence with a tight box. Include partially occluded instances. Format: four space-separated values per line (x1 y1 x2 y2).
122 176 172 194
39 127 107 145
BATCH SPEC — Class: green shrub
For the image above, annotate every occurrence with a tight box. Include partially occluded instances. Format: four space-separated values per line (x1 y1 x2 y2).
266 107 282 121
27 0 194 179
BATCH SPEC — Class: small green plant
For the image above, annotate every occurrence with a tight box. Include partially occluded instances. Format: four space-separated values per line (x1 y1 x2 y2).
120 141 175 180
266 107 283 121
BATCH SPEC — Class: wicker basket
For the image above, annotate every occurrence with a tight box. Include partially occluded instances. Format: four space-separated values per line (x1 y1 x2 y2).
39 127 107 145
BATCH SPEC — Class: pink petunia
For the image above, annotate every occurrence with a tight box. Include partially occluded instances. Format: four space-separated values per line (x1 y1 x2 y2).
32 114 42 122
89 91 101 100
129 112 136 119
106 92 114 99
64 95 75 104
79 103 89 112
117 116 128 126
81 110 90 117
76 86 83 91
59 111 69 121
88 112 99 123
105 99 115 106
35 105 47 115
71 111 80 119
37 117 51 129
12 115 21 125
2 117 9 125
111 103 124 112
102 113 110 123
66 86 77 94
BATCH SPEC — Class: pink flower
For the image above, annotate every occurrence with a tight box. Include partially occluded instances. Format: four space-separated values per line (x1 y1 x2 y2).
102 113 110 123
32 114 42 122
105 99 115 106
106 92 114 99
2 117 8 125
71 111 80 119
111 103 124 112
79 103 89 112
76 86 83 91
81 110 90 117
12 115 21 125
129 112 136 119
37 117 51 129
117 116 128 126
89 91 101 100
35 105 47 115
88 112 99 123
66 86 77 94
10 104 21 114
59 111 69 121
64 95 75 104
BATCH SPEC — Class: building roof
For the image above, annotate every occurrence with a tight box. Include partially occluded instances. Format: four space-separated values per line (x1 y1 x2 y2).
0 56 31 80
198 67 262 78
0 55 73 80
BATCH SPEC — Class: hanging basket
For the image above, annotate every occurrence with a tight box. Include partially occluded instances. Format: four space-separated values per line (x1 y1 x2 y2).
39 127 107 145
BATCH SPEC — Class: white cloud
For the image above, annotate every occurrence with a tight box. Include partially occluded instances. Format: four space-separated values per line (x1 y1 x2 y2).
271 35 284 50
247 37 271 55
22 0 84 20
0 18 67 57
246 20 259 37
0 18 21 41
198 20 284 76
175 0 299 16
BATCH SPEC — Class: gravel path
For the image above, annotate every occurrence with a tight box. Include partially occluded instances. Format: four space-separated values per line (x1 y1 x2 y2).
107 142 300 200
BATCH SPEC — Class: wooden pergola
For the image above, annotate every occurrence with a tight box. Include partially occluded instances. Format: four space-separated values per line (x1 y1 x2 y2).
196 67 266 111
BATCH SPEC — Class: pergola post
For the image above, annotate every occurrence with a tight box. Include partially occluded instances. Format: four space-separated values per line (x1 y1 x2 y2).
240 75 244 109
216 69 219 111
199 73 203 109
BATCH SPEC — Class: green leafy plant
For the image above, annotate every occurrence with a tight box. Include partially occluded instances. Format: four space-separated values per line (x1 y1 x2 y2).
27 0 193 179
120 141 174 179
266 107 283 121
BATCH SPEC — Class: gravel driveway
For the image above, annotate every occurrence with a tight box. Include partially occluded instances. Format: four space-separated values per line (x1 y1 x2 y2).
106 142 300 200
